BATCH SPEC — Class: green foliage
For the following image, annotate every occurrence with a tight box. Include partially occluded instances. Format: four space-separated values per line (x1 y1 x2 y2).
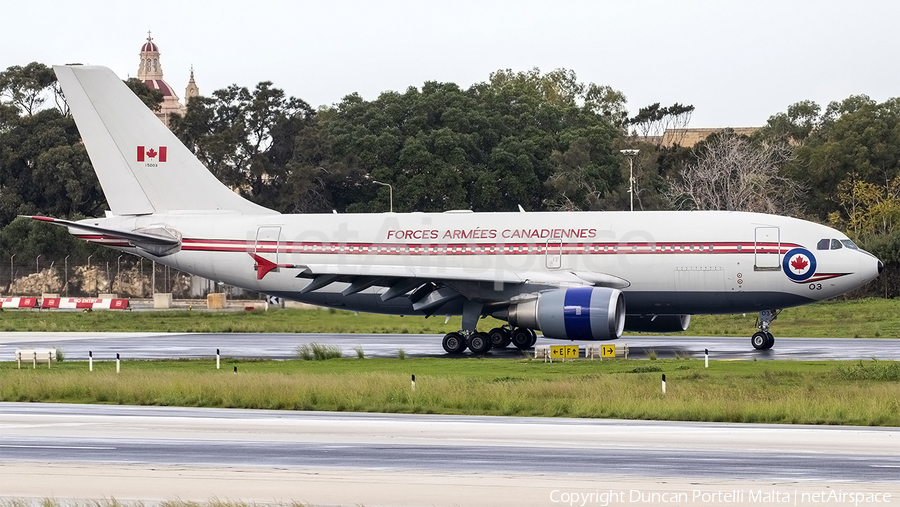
0 62 58 116
124 78 164 112
764 96 900 220
295 343 343 360
2 299 899 338
169 82 319 211
2 359 898 426
834 360 900 381
325 68 625 213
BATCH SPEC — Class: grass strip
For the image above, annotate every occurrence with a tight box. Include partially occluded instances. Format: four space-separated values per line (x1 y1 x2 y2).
2 358 898 426
0 298 897 338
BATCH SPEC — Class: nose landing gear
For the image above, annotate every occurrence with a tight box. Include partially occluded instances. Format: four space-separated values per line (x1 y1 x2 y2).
751 309 780 350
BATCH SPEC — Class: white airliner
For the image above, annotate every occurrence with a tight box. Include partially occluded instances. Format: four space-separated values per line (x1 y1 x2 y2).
31 65 883 353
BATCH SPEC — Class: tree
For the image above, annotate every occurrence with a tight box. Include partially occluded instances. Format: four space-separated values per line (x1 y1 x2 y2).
787 96 900 219
124 78 164 112
0 62 57 116
832 176 900 238
323 68 625 213
628 102 695 147
758 100 820 145
667 132 804 214
170 81 317 209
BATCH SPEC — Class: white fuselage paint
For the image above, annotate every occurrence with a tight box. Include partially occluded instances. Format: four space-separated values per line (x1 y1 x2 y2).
75 210 881 317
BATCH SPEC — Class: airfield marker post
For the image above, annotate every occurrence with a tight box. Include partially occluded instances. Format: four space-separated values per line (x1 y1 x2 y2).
411 374 416 390
216 349 220 370
48 351 51 369
233 366 237 374
662 374 667 394
116 353 120 374
17 351 21 369
705 349 709 368
32 351 36 369
89 351 93 372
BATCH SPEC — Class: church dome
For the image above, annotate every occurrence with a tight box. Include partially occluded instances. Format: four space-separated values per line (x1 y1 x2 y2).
141 39 159 53
144 79 175 97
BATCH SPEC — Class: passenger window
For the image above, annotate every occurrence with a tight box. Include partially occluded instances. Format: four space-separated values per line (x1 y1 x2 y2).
817 239 830 250
831 239 843 250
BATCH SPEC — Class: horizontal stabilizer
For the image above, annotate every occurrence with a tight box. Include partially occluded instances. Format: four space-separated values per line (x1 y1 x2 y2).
24 216 180 248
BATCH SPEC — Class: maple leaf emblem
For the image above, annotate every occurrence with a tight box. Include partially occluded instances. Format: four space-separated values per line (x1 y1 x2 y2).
790 255 809 272
146 148 158 159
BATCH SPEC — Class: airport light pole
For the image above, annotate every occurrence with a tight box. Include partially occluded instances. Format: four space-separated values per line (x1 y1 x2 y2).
372 180 393 213
64 255 69 297
620 149 640 212
116 255 123 294
9 254 15 293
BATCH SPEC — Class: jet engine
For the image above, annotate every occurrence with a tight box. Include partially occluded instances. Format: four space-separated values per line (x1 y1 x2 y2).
624 314 691 333
500 287 625 340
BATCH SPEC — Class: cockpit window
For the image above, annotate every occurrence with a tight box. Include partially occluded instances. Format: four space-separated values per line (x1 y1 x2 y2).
817 239 830 250
831 239 843 250
841 239 859 250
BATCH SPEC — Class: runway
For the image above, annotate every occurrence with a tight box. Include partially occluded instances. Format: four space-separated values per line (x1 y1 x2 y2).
2 332 900 361
0 403 897 506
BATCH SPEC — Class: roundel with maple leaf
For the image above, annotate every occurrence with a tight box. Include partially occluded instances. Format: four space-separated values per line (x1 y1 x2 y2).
783 248 816 282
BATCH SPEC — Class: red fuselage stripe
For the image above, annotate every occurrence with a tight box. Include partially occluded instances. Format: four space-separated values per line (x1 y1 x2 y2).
83 236 806 256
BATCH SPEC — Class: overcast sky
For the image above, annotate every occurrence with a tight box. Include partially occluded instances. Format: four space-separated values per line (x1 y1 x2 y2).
3 0 898 127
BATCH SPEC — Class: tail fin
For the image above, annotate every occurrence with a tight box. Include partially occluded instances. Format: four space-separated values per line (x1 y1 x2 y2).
54 65 276 216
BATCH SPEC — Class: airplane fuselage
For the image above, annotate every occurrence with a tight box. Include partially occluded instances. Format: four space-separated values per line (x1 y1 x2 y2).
75 210 880 318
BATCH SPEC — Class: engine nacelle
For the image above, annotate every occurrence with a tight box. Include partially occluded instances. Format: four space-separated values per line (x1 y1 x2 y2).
503 287 625 341
624 314 691 333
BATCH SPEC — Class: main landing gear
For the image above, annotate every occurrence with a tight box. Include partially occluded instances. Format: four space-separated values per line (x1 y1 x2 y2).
751 309 781 350
441 326 537 355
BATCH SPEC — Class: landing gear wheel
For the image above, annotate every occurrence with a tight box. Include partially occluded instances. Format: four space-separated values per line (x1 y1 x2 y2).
488 327 511 349
442 332 467 354
751 331 774 350
527 329 538 348
468 332 492 354
511 328 534 350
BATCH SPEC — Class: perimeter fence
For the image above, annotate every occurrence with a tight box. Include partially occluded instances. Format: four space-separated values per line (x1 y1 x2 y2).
1 256 220 298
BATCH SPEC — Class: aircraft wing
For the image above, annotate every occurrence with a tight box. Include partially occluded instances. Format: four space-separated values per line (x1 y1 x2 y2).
297 263 630 287
250 253 629 307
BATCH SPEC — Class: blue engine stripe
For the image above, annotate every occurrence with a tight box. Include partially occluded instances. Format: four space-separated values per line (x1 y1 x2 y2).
563 287 593 339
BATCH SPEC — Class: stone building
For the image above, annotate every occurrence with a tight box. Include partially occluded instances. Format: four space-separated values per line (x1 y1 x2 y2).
647 127 760 148
136 32 199 126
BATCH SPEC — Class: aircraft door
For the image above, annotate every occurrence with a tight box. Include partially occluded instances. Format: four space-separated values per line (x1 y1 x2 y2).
754 226 780 271
546 239 562 269
255 226 283 264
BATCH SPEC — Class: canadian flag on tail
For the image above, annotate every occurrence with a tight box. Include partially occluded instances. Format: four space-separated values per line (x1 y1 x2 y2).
137 146 167 162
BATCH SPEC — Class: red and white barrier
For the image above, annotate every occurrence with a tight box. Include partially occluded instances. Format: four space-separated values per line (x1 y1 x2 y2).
41 298 129 310
0 297 37 308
